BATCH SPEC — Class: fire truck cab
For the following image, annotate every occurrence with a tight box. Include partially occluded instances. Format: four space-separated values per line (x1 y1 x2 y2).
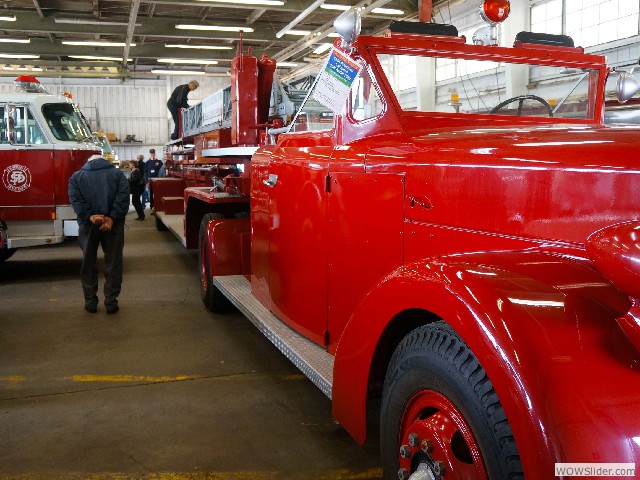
0 76 99 262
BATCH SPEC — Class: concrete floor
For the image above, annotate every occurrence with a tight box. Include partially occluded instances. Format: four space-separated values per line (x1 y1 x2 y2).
0 210 382 480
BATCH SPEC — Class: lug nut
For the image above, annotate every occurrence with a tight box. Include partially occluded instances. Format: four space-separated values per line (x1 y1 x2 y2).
433 461 446 476
398 468 409 480
421 439 433 453
408 432 420 447
399 444 411 458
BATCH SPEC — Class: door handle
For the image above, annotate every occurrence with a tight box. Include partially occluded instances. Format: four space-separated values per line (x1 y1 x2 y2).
263 174 278 188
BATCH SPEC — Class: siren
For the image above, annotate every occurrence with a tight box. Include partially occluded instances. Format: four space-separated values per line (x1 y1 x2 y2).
14 75 49 94
473 0 510 46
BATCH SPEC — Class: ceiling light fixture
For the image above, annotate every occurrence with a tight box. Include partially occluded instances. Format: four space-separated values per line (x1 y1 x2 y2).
32 67 43 71
175 24 253 32
158 58 219 65
69 55 129 62
0 53 40 59
151 69 208 75
284 29 311 36
277 62 299 67
0 38 30 44
312 43 332 54
62 41 136 47
0 15 16 21
194 0 284 5
55 17 141 26
320 4 404 14
165 44 233 50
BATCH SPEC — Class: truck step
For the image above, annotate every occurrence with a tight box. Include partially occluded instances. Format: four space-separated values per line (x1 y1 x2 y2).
155 213 186 247
213 275 334 399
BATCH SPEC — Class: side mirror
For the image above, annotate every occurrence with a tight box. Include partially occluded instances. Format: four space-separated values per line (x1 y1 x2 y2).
616 71 640 103
3 104 16 144
333 7 361 47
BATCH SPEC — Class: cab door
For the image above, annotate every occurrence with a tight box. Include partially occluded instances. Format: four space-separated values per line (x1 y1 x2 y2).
266 130 334 346
0 104 54 222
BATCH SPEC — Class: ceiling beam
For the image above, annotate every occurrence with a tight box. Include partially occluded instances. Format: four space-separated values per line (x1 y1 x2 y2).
123 0 142 67
246 9 266 24
32 0 44 19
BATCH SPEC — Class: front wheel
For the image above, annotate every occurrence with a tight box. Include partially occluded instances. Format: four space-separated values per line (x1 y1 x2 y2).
199 213 233 313
0 248 16 262
380 322 523 480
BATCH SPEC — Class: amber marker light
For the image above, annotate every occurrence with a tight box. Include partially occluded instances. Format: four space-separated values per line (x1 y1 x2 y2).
481 0 510 24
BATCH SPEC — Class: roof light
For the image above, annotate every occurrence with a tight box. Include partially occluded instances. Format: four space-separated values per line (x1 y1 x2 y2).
371 7 404 15
151 69 208 75
55 17 141 26
0 38 30 44
481 0 510 24
0 53 40 59
62 41 136 47
158 58 219 65
69 55 129 61
283 29 311 36
175 24 253 32
0 15 16 21
313 43 332 54
194 0 284 5
277 62 299 67
165 44 233 50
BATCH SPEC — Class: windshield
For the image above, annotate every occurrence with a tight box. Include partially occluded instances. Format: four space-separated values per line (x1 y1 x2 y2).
376 53 599 120
41 102 92 142
95 135 114 154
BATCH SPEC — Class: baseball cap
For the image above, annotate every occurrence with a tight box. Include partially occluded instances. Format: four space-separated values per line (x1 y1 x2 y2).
191 80 199 88
149 148 155 153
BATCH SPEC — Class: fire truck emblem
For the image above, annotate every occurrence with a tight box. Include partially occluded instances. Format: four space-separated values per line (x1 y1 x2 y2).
2 164 32 193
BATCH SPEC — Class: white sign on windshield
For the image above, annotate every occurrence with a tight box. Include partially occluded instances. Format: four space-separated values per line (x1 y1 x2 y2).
312 47 363 113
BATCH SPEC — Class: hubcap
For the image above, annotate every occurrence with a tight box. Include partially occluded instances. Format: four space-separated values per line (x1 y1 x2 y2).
397 390 487 479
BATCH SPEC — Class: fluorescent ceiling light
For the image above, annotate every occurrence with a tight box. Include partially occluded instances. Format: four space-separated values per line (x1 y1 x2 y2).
277 62 299 67
2 66 13 71
320 4 403 14
62 41 136 47
0 38 30 44
371 7 404 15
158 58 219 65
0 53 40 59
175 24 253 32
0 15 16 21
165 44 233 50
284 29 311 36
313 43 332 54
32 67 43 71
55 17 141 26
16 66 27 71
327 33 339 37
194 0 284 4
151 69 207 75
69 55 129 62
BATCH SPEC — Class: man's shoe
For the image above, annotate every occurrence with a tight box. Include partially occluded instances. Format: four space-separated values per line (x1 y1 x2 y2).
106 305 119 315
85 305 97 313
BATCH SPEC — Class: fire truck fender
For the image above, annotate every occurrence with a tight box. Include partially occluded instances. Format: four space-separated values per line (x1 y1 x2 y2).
332 249 637 475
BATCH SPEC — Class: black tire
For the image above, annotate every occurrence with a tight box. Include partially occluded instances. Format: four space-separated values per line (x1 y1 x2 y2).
199 213 233 313
155 215 168 231
0 248 16 262
380 322 523 480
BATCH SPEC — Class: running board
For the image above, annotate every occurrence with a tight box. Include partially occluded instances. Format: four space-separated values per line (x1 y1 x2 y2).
213 275 334 399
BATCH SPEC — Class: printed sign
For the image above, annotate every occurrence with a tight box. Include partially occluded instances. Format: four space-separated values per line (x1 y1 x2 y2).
312 48 363 113
2 164 31 193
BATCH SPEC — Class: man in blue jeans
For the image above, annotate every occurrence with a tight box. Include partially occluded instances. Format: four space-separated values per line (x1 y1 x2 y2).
68 155 130 314
167 80 199 140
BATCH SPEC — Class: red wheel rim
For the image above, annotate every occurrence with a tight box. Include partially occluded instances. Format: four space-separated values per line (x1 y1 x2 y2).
398 390 488 479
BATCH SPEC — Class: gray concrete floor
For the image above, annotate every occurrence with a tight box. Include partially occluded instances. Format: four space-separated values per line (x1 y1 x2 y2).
0 210 382 480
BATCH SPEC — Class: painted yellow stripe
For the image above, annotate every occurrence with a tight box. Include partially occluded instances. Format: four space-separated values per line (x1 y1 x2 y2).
0 469 383 480
0 375 25 383
69 374 202 383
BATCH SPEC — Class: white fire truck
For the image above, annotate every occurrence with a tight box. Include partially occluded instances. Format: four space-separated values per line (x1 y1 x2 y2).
0 76 100 262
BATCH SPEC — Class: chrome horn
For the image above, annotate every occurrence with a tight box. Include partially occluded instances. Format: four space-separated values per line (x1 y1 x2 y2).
616 70 640 103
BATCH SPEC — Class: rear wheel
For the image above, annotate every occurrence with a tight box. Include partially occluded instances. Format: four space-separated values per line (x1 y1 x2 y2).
380 322 523 480
0 248 16 262
199 213 233 313
155 216 168 231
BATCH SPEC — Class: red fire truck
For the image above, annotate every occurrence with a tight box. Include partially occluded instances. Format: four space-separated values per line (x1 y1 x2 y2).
199 2 640 479
0 76 99 262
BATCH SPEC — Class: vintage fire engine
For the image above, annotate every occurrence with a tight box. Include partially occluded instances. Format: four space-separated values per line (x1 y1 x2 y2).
198 3 640 479
0 76 99 262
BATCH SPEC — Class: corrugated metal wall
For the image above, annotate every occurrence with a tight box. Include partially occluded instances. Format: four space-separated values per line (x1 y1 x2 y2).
0 75 230 162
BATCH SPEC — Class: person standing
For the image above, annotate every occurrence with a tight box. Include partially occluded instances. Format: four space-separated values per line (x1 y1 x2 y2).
137 153 148 209
167 80 199 140
68 154 130 314
145 148 163 214
128 160 145 221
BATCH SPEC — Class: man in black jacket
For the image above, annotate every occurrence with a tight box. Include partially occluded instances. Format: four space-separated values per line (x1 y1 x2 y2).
167 80 199 140
68 155 130 314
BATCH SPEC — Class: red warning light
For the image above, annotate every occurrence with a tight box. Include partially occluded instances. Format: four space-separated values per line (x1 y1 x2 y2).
482 0 510 24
